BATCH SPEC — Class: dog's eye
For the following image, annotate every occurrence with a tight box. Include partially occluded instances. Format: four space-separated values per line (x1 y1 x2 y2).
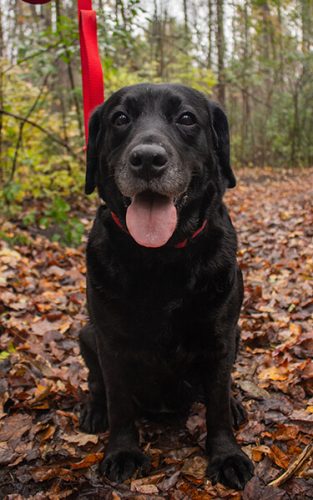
177 112 197 126
113 112 130 126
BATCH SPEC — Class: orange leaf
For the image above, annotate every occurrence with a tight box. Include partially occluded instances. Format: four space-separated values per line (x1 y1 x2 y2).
269 444 290 469
70 452 104 469
272 424 299 441
258 366 289 381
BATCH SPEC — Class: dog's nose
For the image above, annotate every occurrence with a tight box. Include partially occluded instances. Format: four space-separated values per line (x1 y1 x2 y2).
129 144 168 178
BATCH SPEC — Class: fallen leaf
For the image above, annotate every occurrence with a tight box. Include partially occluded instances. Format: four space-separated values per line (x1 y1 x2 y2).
258 366 289 382
237 380 270 400
130 483 159 494
31 466 75 482
272 424 299 441
251 445 271 462
62 432 98 446
70 452 104 469
269 445 290 469
0 414 32 441
181 455 207 480
242 476 287 499
0 442 17 466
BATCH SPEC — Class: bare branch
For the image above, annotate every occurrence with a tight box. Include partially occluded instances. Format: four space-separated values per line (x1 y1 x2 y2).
9 73 51 184
0 109 84 163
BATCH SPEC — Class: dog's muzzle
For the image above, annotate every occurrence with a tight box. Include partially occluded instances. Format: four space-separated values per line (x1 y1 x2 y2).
128 144 168 181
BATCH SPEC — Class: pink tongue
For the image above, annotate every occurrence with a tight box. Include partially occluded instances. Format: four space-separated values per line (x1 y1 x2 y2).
126 193 177 248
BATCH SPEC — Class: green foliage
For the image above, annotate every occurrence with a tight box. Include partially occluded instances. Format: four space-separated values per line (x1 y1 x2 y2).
103 56 216 96
0 0 312 248
0 230 32 247
39 197 71 227
0 342 15 361
39 197 85 246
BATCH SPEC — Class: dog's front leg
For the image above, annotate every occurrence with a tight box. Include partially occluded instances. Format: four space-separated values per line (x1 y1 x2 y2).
98 350 151 482
202 345 254 490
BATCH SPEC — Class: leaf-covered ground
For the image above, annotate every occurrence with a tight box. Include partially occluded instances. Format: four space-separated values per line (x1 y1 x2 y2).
0 168 312 499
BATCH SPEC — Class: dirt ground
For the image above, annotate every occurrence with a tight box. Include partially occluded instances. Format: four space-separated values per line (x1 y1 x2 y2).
0 168 312 499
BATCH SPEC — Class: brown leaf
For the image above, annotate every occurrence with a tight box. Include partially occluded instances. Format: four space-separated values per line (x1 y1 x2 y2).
237 421 266 444
242 476 287 500
45 265 66 277
0 442 17 466
39 425 56 442
290 408 313 424
166 446 200 463
157 470 180 492
130 483 159 494
28 383 52 407
0 247 22 266
181 455 207 480
0 291 29 310
237 380 270 400
31 319 55 336
31 466 75 482
0 414 32 441
62 432 99 446
179 480 213 498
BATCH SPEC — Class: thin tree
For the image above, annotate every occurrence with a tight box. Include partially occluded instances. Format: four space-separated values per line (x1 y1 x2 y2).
216 0 225 106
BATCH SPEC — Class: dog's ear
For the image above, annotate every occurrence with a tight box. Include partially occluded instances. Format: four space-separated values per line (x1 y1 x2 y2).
209 101 236 188
85 105 104 195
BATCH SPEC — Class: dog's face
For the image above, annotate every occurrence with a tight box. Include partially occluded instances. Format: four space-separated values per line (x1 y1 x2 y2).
86 84 235 248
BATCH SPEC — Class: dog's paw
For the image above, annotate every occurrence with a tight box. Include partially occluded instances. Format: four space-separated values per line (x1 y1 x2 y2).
79 401 108 434
230 397 247 429
100 449 151 482
206 451 254 490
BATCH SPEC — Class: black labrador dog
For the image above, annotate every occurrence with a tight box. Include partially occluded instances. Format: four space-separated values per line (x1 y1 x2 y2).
79 83 254 490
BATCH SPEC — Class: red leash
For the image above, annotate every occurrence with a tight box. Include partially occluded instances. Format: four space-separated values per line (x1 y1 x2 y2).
77 0 104 144
22 0 104 145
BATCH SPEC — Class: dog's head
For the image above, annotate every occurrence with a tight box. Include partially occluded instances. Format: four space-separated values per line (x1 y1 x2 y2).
85 84 235 248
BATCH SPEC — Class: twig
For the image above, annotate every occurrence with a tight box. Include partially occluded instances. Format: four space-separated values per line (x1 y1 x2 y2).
268 442 313 488
3 42 63 75
0 109 84 163
9 73 50 184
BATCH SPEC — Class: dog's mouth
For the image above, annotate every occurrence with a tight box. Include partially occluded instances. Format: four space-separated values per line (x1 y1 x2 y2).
125 191 177 248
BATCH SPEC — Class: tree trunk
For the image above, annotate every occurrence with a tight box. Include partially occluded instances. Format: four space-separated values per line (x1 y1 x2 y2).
241 1 250 165
183 0 188 36
276 0 284 87
301 0 312 52
216 0 225 106
0 6 3 184
207 0 213 68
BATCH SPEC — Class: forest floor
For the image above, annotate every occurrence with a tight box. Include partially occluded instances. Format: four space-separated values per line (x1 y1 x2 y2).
0 168 312 499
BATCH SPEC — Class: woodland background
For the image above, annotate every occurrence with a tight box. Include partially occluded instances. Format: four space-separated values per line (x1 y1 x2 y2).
0 1 312 499
0 0 312 244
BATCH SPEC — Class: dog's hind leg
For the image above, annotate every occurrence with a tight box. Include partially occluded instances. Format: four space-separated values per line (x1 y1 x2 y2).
79 323 108 433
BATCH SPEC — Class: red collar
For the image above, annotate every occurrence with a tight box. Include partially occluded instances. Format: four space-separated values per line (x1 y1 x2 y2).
110 211 207 249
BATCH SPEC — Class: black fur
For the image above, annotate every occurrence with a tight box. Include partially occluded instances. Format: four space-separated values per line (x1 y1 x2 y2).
79 84 254 489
